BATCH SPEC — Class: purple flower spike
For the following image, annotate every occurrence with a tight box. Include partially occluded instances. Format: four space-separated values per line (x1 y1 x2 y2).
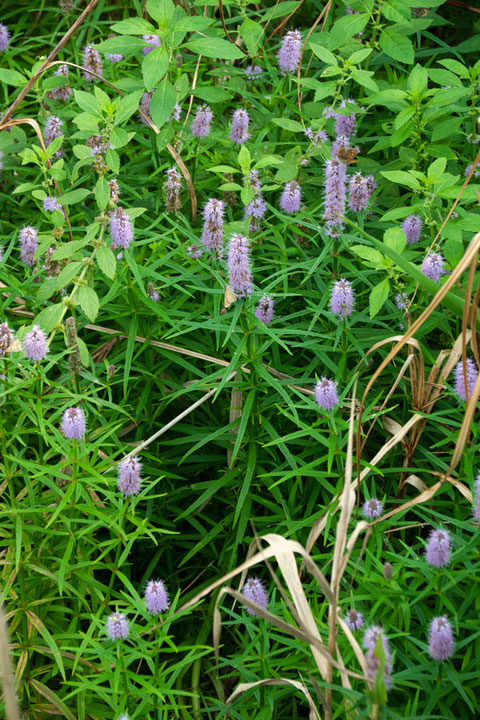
242 576 269 615
362 498 383 520
278 30 302 74
168 104 182 122
230 109 250 145
227 234 253 298
280 181 301 213
142 34 161 55
0 23 9 52
44 115 63 147
165 167 182 213
117 456 142 497
453 357 478 402
395 292 410 311
305 127 327 145
19 226 38 266
345 609 364 631
335 99 356 137
363 625 393 690
49 65 72 100
474 474 480 522
245 64 263 78
191 106 213 138
187 244 203 259
107 52 124 63
348 173 371 212
425 528 450 567
428 616 454 661
324 159 347 237
315 377 338 410
83 44 102 82
61 407 86 440
0 322 14 358
330 278 354 317
201 198 224 258
255 296 274 324
43 196 61 212
24 325 48 362
403 214 422 245
107 612 129 640
145 579 169 614
421 253 446 282
110 208 133 250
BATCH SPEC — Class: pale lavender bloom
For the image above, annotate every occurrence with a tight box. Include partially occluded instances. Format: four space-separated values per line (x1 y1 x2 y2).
44 115 63 147
106 612 129 640
165 167 182 213
83 44 102 82
467 133 480 145
145 579 169 614
242 576 269 616
19 226 38 266
331 134 350 158
255 296 274 324
147 283 159 302
465 163 480 178
473 474 480 522
142 34 160 55
168 104 182 121
429 616 454 660
109 178 120 204
50 65 72 100
61 407 86 440
363 625 393 690
305 127 327 145
280 180 301 213
330 278 354 317
323 107 336 119
245 64 263 78
117 716 130 720
230 109 250 145
348 173 370 212
110 208 133 250
421 253 446 282
0 23 9 52
403 214 422 245
323 159 347 236
364 174 377 195
335 99 356 137
345 609 364 631
24 325 48 362
248 169 262 193
315 377 338 410
362 498 383 520
228 234 253 298
117 456 142 496
191 106 213 138
395 292 410 311
107 52 124 63
278 29 302 74
187 244 203 259
454 357 478 402
244 170 266 232
425 528 451 567
43 196 61 212
0 322 14 358
202 198 224 258
139 90 153 125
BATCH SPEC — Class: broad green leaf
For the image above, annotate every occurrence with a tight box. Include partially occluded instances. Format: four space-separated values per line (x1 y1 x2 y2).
37 278 59 302
97 35 146 55
35 303 64 332
379 30 414 64
351 245 385 267
265 1 299 19
150 79 177 128
0 68 27 86
142 46 169 91
96 246 116 279
147 0 175 26
382 0 410 23
438 58 469 78
348 48 372 64
380 170 421 190
329 13 369 49
185 36 244 60
172 16 213 31
309 42 338 66
444 237 463 268
114 90 144 125
194 86 232 102
51 238 89 261
313 81 337 101
74 90 102 116
350 69 378 92
272 118 304 132
240 18 263 55
77 286 99 322
408 63 428 94
384 226 406 253
59 188 91 206
56 261 82 290
95 176 110 211
111 17 156 34
370 278 390 318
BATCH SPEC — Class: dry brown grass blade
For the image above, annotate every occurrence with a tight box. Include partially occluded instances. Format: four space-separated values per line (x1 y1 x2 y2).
227 678 322 720
373 482 442 525
266 0 305 41
0 603 21 720
227 371 243 466
447 370 480 474
338 520 369 582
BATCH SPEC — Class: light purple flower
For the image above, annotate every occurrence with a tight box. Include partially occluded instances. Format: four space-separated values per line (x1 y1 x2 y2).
323 107 336 119
24 325 48 362
147 283 160 302
403 214 422 245
242 576 269 615
280 180 301 213
49 64 72 100
0 23 9 52
345 609 364 631
278 29 302 74
362 498 383 520
245 64 263 78
83 44 102 82
453 357 478 402
110 208 133 250
428 616 454 661
19 226 38 266
245 196 267 232
165 167 182 213
425 528 450 567
145 579 169 614
335 99 356 137
305 127 327 145
202 198 224 258
255 296 274 324
109 178 120 204
187 244 203 259
363 625 393 690
395 292 410 311
473 474 480 522
106 612 129 640
348 173 371 212
44 115 63 147
117 456 142 496
191 106 213 138
331 134 350 158
323 159 347 236
315 377 338 410
142 34 161 55
168 104 182 121
107 52 124 63
465 163 480 178
421 253 446 282
43 196 61 212
0 322 14 358
61 407 86 440
230 109 250 145
227 234 253 298
330 278 354 317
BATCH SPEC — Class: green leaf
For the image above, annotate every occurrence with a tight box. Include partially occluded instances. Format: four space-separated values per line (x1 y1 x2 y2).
51 238 89 261
147 0 175 25
431 117 463 142
142 46 169 91
56 262 83 290
59 188 91 206
370 278 390 318
427 157 447 180
72 112 100 131
238 145 251 171
309 42 338 66
37 278 59 302
351 245 386 267
105 148 120 174
77 337 90 367
97 35 146 55
384 226 406 253
95 176 110 211
193 86 232 102
382 0 410 22
0 68 27 86
379 29 414 64
266 1 299 19
150 79 177 128
96 246 116 279
240 18 263 55
313 81 337 101
380 170 421 190
35 303 64 333
114 90 144 125
348 48 372 64
272 118 304 132
111 17 156 34
77 286 99 322
329 13 369 49
185 36 244 60
408 63 428 94
73 90 102 116
350 68 378 92
438 58 469 78
172 15 213 31
444 237 463 268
